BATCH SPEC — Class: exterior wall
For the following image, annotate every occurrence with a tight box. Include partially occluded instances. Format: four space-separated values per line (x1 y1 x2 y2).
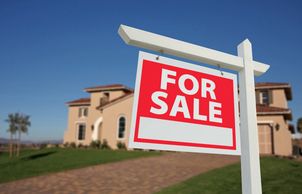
257 115 292 156
90 92 103 108
101 96 133 149
109 90 126 101
63 90 128 145
271 89 288 108
64 105 90 144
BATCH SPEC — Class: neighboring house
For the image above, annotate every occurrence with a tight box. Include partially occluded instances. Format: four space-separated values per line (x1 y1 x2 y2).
64 82 293 156
255 82 292 156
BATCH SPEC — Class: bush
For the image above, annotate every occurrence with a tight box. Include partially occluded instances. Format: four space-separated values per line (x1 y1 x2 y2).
63 142 70 148
90 140 101 149
117 141 126 150
78 143 84 148
101 139 111 149
70 142 76 148
39 144 47 149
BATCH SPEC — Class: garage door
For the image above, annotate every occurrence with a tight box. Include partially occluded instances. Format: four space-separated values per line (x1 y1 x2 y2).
258 124 272 154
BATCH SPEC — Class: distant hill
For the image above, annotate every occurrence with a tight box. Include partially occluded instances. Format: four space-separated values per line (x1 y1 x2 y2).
0 138 63 145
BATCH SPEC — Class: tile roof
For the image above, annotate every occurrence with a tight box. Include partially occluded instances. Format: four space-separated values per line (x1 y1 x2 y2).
67 98 90 105
84 84 133 93
256 104 290 113
256 104 292 120
255 82 290 88
85 84 124 90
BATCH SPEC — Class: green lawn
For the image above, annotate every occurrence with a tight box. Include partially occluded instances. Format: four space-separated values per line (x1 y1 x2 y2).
157 157 302 194
0 148 160 183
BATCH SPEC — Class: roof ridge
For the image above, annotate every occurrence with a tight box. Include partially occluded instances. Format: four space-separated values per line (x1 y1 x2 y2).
84 84 133 93
85 84 125 90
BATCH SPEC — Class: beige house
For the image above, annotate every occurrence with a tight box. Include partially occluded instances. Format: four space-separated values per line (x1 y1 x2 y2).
255 82 292 156
64 82 293 156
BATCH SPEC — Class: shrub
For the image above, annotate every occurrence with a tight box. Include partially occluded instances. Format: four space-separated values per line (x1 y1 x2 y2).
90 140 101 149
101 139 111 149
63 142 70 148
39 143 47 149
78 143 84 148
70 142 76 148
117 141 126 150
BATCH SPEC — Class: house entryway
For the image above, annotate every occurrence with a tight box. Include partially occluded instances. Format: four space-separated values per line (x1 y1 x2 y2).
92 117 103 141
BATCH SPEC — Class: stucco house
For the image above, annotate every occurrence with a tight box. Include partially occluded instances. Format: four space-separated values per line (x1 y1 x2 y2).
63 82 293 156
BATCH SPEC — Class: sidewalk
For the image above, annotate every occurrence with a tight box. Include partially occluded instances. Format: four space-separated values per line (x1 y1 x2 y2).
0 152 239 194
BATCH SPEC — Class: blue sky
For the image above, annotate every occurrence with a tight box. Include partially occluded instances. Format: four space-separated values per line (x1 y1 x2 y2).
0 0 301 141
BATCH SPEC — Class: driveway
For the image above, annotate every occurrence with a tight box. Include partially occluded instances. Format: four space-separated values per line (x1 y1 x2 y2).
0 152 239 194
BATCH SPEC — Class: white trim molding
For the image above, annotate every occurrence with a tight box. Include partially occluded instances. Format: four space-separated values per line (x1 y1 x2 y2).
117 114 126 140
92 117 103 141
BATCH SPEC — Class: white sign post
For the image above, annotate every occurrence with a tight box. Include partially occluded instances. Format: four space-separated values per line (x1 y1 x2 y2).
118 24 269 194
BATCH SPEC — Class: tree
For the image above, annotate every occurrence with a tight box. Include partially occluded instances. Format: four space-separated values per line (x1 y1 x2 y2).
17 114 31 157
6 113 31 157
6 113 19 158
297 117 302 133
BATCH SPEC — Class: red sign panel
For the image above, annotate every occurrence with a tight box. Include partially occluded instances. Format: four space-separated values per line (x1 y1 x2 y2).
129 51 240 155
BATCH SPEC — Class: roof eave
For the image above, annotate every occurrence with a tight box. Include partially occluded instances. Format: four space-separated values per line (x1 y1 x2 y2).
255 85 291 90
257 111 292 121
67 102 91 107
85 87 133 93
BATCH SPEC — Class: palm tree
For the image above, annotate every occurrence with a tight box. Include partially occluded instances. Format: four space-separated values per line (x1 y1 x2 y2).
16 114 31 157
6 113 19 158
5 113 31 157
297 117 302 133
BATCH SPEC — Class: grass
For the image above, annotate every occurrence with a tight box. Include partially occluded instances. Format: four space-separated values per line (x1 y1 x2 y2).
0 148 160 183
157 157 302 194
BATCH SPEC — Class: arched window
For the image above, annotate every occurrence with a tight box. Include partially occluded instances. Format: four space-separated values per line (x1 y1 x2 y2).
118 116 126 139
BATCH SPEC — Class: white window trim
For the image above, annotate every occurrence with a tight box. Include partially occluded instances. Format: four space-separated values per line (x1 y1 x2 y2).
75 121 86 142
117 115 126 140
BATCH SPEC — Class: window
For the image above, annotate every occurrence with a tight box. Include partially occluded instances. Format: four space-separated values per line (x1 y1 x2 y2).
104 92 109 98
78 107 88 117
83 108 88 117
118 116 126 139
100 93 110 106
260 90 269 105
78 124 86 140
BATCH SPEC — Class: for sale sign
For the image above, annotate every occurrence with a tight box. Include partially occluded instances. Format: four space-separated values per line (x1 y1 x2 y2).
129 51 240 155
